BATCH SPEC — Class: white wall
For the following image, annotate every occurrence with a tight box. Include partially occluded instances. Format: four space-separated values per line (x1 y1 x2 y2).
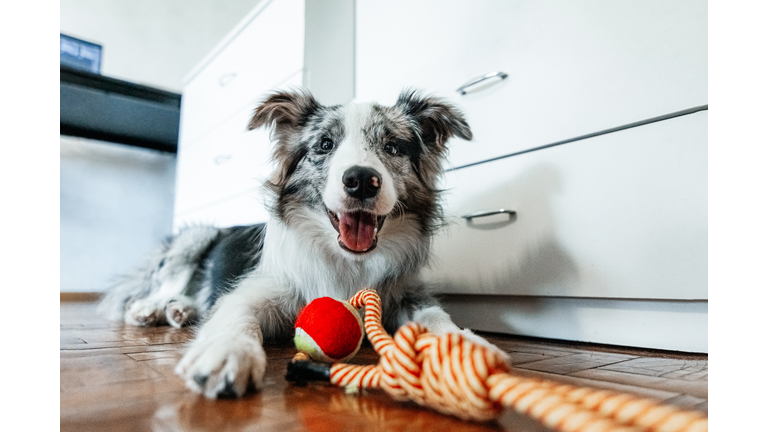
60 136 176 292
60 0 262 92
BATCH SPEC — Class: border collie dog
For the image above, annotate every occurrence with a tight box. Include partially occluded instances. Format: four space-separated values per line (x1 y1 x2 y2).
99 89 481 398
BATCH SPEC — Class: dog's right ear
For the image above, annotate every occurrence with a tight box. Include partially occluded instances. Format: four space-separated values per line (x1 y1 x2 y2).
248 90 320 132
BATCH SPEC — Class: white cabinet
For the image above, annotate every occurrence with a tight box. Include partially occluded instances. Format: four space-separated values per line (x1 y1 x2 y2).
175 106 272 216
354 1 707 350
173 0 355 231
172 1 708 350
173 190 272 230
356 0 707 169
173 1 305 231
179 0 305 150
425 111 707 300
174 72 301 219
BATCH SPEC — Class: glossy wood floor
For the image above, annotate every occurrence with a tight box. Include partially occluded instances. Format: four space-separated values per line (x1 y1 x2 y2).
61 301 707 432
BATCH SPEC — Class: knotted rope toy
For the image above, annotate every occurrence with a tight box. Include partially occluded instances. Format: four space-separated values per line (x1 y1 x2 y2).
286 289 708 432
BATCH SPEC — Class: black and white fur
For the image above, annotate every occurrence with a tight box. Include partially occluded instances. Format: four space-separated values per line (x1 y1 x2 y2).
99 89 493 398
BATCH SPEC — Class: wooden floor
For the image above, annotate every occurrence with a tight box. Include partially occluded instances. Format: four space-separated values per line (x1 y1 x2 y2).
61 301 707 432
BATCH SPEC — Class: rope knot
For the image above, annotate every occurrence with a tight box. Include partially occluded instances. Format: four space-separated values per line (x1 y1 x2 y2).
327 289 707 431
344 289 511 420
381 322 512 420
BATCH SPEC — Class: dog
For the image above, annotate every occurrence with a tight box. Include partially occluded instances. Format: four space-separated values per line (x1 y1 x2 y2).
99 88 486 398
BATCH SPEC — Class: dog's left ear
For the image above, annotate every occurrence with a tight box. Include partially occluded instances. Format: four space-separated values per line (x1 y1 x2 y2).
248 90 320 132
248 90 321 190
395 89 473 149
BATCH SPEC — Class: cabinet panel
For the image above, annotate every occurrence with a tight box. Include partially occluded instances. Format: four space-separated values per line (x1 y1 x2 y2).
424 111 707 299
179 0 304 149
356 0 707 169
440 296 707 352
174 72 301 217
173 107 275 216
173 192 271 231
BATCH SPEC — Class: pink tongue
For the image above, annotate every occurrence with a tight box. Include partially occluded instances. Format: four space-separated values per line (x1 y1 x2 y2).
339 212 377 252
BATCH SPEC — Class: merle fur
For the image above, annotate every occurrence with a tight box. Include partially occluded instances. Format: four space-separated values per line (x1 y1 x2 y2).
99 88 472 339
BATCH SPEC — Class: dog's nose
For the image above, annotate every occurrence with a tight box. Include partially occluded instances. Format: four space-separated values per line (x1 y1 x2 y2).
342 166 381 200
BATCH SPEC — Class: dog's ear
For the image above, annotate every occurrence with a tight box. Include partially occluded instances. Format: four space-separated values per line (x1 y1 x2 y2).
395 89 472 149
249 90 321 190
249 90 320 132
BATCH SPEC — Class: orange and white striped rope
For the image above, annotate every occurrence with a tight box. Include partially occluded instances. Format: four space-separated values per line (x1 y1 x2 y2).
328 289 707 432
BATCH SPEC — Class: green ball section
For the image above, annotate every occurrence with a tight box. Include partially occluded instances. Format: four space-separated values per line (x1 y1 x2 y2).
294 327 336 363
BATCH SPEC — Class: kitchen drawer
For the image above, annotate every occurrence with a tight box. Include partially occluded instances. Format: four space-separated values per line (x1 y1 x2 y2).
424 111 707 300
173 192 271 232
356 0 707 169
175 71 302 215
174 106 275 216
178 0 304 149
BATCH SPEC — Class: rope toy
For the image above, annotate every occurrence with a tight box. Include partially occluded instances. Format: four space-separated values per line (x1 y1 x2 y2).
286 289 708 432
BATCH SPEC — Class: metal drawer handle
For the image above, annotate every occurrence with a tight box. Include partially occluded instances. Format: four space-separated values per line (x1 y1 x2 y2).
219 72 237 87
456 71 508 95
214 155 232 165
461 209 516 220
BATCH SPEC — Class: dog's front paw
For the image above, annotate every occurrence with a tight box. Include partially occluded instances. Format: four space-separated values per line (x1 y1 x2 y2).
174 334 267 398
125 299 167 326
457 328 512 365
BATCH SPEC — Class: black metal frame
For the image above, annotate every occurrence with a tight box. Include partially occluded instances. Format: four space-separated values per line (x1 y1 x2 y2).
60 66 181 154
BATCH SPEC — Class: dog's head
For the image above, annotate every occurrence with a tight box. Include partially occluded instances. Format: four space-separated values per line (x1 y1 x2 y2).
249 89 472 258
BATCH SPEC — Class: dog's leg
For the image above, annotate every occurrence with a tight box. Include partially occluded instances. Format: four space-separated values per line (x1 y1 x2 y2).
411 304 510 362
116 226 220 327
174 277 283 398
125 266 195 326
125 299 169 326
411 305 463 335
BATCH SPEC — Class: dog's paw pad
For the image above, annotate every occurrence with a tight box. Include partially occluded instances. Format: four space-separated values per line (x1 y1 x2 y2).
165 299 197 328
193 374 209 387
125 300 166 326
218 379 240 398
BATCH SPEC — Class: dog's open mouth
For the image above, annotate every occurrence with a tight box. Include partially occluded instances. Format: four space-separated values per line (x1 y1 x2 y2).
327 209 386 254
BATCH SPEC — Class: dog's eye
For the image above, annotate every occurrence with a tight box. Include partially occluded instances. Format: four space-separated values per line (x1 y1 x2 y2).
384 143 398 155
319 139 335 152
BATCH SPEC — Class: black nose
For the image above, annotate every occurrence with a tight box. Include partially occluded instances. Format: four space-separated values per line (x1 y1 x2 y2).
342 166 381 200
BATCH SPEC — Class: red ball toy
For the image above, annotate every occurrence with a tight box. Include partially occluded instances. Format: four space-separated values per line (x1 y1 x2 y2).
294 297 364 363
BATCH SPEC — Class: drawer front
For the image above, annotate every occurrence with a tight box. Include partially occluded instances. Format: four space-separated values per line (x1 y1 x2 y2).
173 192 271 231
356 0 707 169
179 0 305 149
173 108 275 216
174 72 301 216
424 111 707 300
